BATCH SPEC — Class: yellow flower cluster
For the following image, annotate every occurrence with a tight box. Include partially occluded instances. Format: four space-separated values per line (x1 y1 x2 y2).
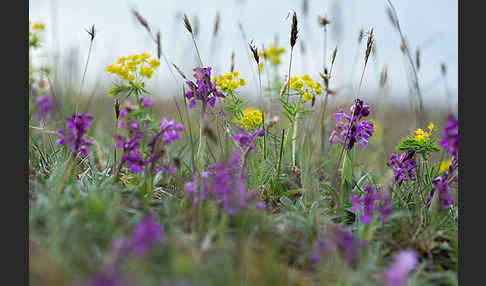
214 72 246 94
259 44 285 66
238 107 263 130
33 23 45 30
439 159 452 173
289 75 322 101
29 21 45 36
414 122 435 141
105 53 160 83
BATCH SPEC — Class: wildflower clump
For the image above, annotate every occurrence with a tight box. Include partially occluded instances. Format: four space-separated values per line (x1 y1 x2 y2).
114 213 164 258
233 128 265 151
349 184 392 224
214 71 246 94
105 53 160 84
114 97 183 175
414 122 434 141
56 113 94 156
310 225 365 264
184 151 265 215
440 115 458 157
114 102 184 175
387 150 417 184
33 94 52 121
397 122 440 157
185 66 224 109
237 107 263 130
329 98 374 150
29 21 45 48
289 75 322 101
258 44 285 66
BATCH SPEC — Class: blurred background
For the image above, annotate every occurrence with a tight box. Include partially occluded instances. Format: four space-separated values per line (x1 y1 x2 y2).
29 0 457 107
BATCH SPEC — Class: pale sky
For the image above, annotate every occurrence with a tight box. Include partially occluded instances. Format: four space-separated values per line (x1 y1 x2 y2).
29 0 457 104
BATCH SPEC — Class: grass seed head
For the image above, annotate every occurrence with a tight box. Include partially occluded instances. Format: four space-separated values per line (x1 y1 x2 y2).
331 45 338 65
230 51 235 72
156 31 161 59
318 15 331 27
441 63 447 76
365 28 374 65
290 11 298 48
115 99 120 119
213 12 220 38
380 66 388 88
183 14 193 34
249 41 260 64
320 72 329 89
86 24 96 41
415 49 420 70
132 9 150 32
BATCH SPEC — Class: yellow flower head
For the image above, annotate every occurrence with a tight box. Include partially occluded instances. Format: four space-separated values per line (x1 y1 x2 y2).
106 53 159 84
215 71 246 94
238 107 263 130
139 53 151 61
439 160 452 173
414 124 433 142
148 59 160 68
33 23 45 30
259 44 285 66
140 66 154 78
289 75 322 101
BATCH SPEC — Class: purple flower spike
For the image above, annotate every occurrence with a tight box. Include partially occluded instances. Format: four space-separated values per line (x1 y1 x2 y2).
233 128 265 151
349 184 392 224
387 151 417 184
309 236 333 263
33 94 52 120
310 225 365 264
140 96 153 108
115 116 184 175
158 118 185 145
184 151 265 215
329 98 374 150
383 250 418 286
130 214 164 257
56 112 94 156
184 66 225 109
440 115 458 157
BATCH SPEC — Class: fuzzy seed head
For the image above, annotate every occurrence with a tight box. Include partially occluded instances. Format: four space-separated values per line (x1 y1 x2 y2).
290 11 299 48
86 24 96 41
133 9 150 32
249 41 260 64
183 14 193 33
318 16 331 27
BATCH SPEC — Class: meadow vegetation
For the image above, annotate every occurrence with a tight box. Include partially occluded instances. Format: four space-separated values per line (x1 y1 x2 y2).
29 4 458 285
